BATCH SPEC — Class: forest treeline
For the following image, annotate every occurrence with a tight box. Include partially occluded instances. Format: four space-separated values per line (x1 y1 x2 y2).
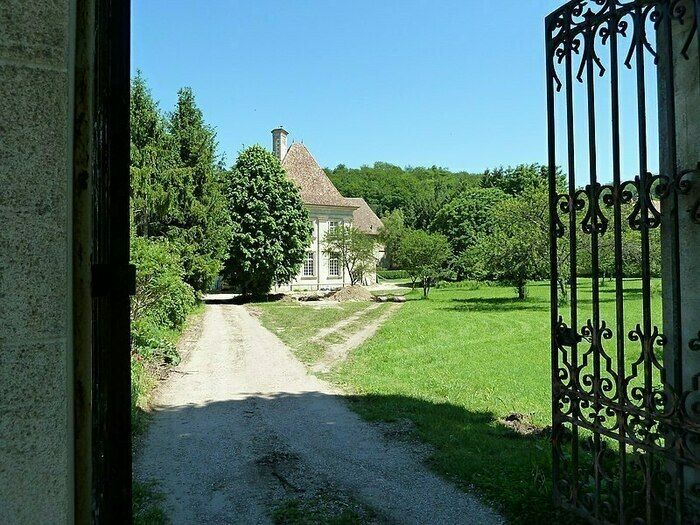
331 161 661 302
327 163 481 230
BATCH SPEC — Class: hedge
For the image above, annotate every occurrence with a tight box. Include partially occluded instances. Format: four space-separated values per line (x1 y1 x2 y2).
377 269 410 280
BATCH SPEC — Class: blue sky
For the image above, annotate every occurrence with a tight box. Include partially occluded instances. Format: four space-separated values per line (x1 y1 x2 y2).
131 0 657 181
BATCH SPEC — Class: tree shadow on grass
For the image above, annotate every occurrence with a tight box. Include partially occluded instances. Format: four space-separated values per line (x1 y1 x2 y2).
442 296 550 313
134 391 585 525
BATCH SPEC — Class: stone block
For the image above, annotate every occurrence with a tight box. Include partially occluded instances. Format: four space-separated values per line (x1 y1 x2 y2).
0 0 69 66
0 208 69 341
0 63 69 216
0 341 69 524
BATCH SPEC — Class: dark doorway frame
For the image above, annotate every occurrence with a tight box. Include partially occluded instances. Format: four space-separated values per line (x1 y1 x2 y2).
78 0 134 522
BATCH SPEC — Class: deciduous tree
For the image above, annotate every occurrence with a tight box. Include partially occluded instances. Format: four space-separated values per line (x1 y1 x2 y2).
396 230 452 298
470 188 550 300
323 225 377 285
224 146 311 296
379 209 406 270
430 188 507 255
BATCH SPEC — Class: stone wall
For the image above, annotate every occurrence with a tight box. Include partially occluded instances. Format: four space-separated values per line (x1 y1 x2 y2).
0 1 76 522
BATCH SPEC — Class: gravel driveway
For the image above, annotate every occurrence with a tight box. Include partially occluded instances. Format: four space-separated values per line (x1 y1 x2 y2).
134 302 502 524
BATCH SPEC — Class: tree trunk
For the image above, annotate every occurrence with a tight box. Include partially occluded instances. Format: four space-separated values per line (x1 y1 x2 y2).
557 278 568 304
517 282 526 300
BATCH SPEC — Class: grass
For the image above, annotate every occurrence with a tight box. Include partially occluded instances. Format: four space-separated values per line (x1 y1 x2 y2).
251 300 382 364
271 494 373 525
132 480 168 525
254 279 662 524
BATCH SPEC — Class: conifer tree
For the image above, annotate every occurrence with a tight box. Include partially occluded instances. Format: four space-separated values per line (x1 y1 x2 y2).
166 87 232 292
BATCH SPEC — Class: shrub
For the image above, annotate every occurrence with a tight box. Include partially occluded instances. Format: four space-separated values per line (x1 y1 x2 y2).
130 236 195 361
377 269 410 280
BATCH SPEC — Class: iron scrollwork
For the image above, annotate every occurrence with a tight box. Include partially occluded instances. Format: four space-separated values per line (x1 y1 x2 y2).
547 0 699 522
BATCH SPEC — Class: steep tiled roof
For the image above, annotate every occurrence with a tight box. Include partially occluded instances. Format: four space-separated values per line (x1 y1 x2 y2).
282 143 355 208
345 197 383 236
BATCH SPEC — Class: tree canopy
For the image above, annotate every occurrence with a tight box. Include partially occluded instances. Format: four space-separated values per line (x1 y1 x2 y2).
468 188 550 299
224 145 312 296
129 75 232 292
396 230 452 298
327 162 481 230
430 187 507 255
379 209 407 270
479 163 559 196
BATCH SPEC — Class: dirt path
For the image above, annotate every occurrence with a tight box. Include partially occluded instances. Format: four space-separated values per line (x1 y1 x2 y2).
312 303 403 373
134 303 502 525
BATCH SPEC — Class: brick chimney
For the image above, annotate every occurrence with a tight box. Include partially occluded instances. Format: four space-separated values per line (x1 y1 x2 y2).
271 127 288 161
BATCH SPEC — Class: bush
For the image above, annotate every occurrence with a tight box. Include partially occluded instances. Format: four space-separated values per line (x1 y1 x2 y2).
130 236 196 361
377 269 410 280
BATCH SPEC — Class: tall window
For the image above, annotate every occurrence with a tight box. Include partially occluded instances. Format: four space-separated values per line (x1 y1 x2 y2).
328 253 340 277
303 251 315 277
329 220 339 232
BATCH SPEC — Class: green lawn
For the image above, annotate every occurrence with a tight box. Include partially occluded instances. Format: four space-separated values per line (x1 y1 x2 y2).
253 280 662 523
251 300 391 365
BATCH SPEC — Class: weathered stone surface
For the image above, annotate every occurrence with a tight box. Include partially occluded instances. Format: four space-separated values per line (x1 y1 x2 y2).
0 1 74 522
0 208 69 341
0 63 69 215
0 0 68 65
0 342 70 523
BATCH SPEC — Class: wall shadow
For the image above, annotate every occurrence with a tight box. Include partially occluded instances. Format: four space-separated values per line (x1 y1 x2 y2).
134 391 582 524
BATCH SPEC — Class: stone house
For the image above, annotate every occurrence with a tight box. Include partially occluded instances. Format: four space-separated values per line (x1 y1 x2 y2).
272 128 384 290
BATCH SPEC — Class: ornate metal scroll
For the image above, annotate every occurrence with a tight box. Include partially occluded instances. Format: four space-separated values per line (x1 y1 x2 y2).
546 1 699 523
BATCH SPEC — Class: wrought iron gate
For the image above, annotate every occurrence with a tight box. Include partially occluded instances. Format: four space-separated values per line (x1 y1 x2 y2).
546 0 699 523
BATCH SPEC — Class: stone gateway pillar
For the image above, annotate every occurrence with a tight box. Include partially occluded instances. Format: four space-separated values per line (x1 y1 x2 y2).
658 0 700 515
0 1 132 523
0 1 78 522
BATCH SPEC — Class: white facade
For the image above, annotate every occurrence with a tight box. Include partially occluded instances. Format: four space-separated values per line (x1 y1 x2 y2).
271 128 384 292
282 206 355 291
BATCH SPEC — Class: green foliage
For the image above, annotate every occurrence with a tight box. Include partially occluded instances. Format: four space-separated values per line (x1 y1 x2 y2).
378 209 406 269
224 145 312 296
130 236 196 363
323 225 377 285
480 163 563 196
575 201 662 279
468 188 550 299
396 229 452 297
130 71 178 237
166 87 233 291
377 269 410 280
327 162 481 229
430 187 507 256
130 74 232 292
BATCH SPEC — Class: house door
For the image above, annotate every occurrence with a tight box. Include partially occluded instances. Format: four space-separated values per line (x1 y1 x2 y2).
546 0 699 523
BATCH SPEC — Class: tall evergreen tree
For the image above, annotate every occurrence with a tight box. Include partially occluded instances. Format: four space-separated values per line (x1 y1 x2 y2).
167 87 232 292
130 71 178 237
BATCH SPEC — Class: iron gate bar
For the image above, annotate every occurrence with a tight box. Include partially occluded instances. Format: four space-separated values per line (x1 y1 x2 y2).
546 1 699 523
